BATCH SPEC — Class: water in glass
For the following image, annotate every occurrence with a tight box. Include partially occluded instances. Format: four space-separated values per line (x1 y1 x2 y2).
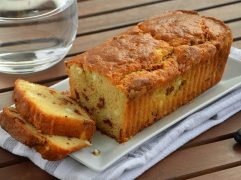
0 0 78 74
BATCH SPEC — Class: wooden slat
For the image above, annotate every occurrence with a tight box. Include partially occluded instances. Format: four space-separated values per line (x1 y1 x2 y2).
228 21 241 40
138 139 241 179
199 3 241 21
76 0 239 35
0 161 55 180
190 166 241 180
0 149 26 168
233 40 241 49
184 112 241 148
77 0 168 17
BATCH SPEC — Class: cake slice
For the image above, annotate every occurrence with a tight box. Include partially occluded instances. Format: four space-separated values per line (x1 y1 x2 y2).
0 107 90 160
13 79 95 140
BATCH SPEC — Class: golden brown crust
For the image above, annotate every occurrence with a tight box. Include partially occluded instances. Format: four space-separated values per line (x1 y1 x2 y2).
13 79 96 140
65 10 232 99
119 54 225 142
0 107 46 146
0 107 90 161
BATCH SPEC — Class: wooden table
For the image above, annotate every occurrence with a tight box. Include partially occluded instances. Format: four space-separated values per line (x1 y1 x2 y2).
1 0 241 179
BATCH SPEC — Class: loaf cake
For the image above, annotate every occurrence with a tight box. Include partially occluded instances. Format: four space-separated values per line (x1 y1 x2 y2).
65 10 232 143
0 107 90 160
14 79 95 140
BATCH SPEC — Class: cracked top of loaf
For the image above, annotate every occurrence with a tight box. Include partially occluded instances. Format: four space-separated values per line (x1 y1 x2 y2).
66 10 232 98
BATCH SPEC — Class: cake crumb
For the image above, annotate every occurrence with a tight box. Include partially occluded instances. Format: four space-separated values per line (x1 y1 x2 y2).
92 149 101 156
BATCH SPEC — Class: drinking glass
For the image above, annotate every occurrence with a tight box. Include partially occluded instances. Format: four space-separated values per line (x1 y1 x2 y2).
0 0 78 74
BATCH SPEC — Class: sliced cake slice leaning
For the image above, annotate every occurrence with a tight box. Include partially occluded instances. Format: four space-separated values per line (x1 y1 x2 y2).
0 107 90 160
13 79 95 140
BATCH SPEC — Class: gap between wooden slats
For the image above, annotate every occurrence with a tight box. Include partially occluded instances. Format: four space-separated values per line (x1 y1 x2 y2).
0 161 55 180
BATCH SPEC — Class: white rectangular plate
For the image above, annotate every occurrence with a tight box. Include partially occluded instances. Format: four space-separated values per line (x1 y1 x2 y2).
52 56 241 172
